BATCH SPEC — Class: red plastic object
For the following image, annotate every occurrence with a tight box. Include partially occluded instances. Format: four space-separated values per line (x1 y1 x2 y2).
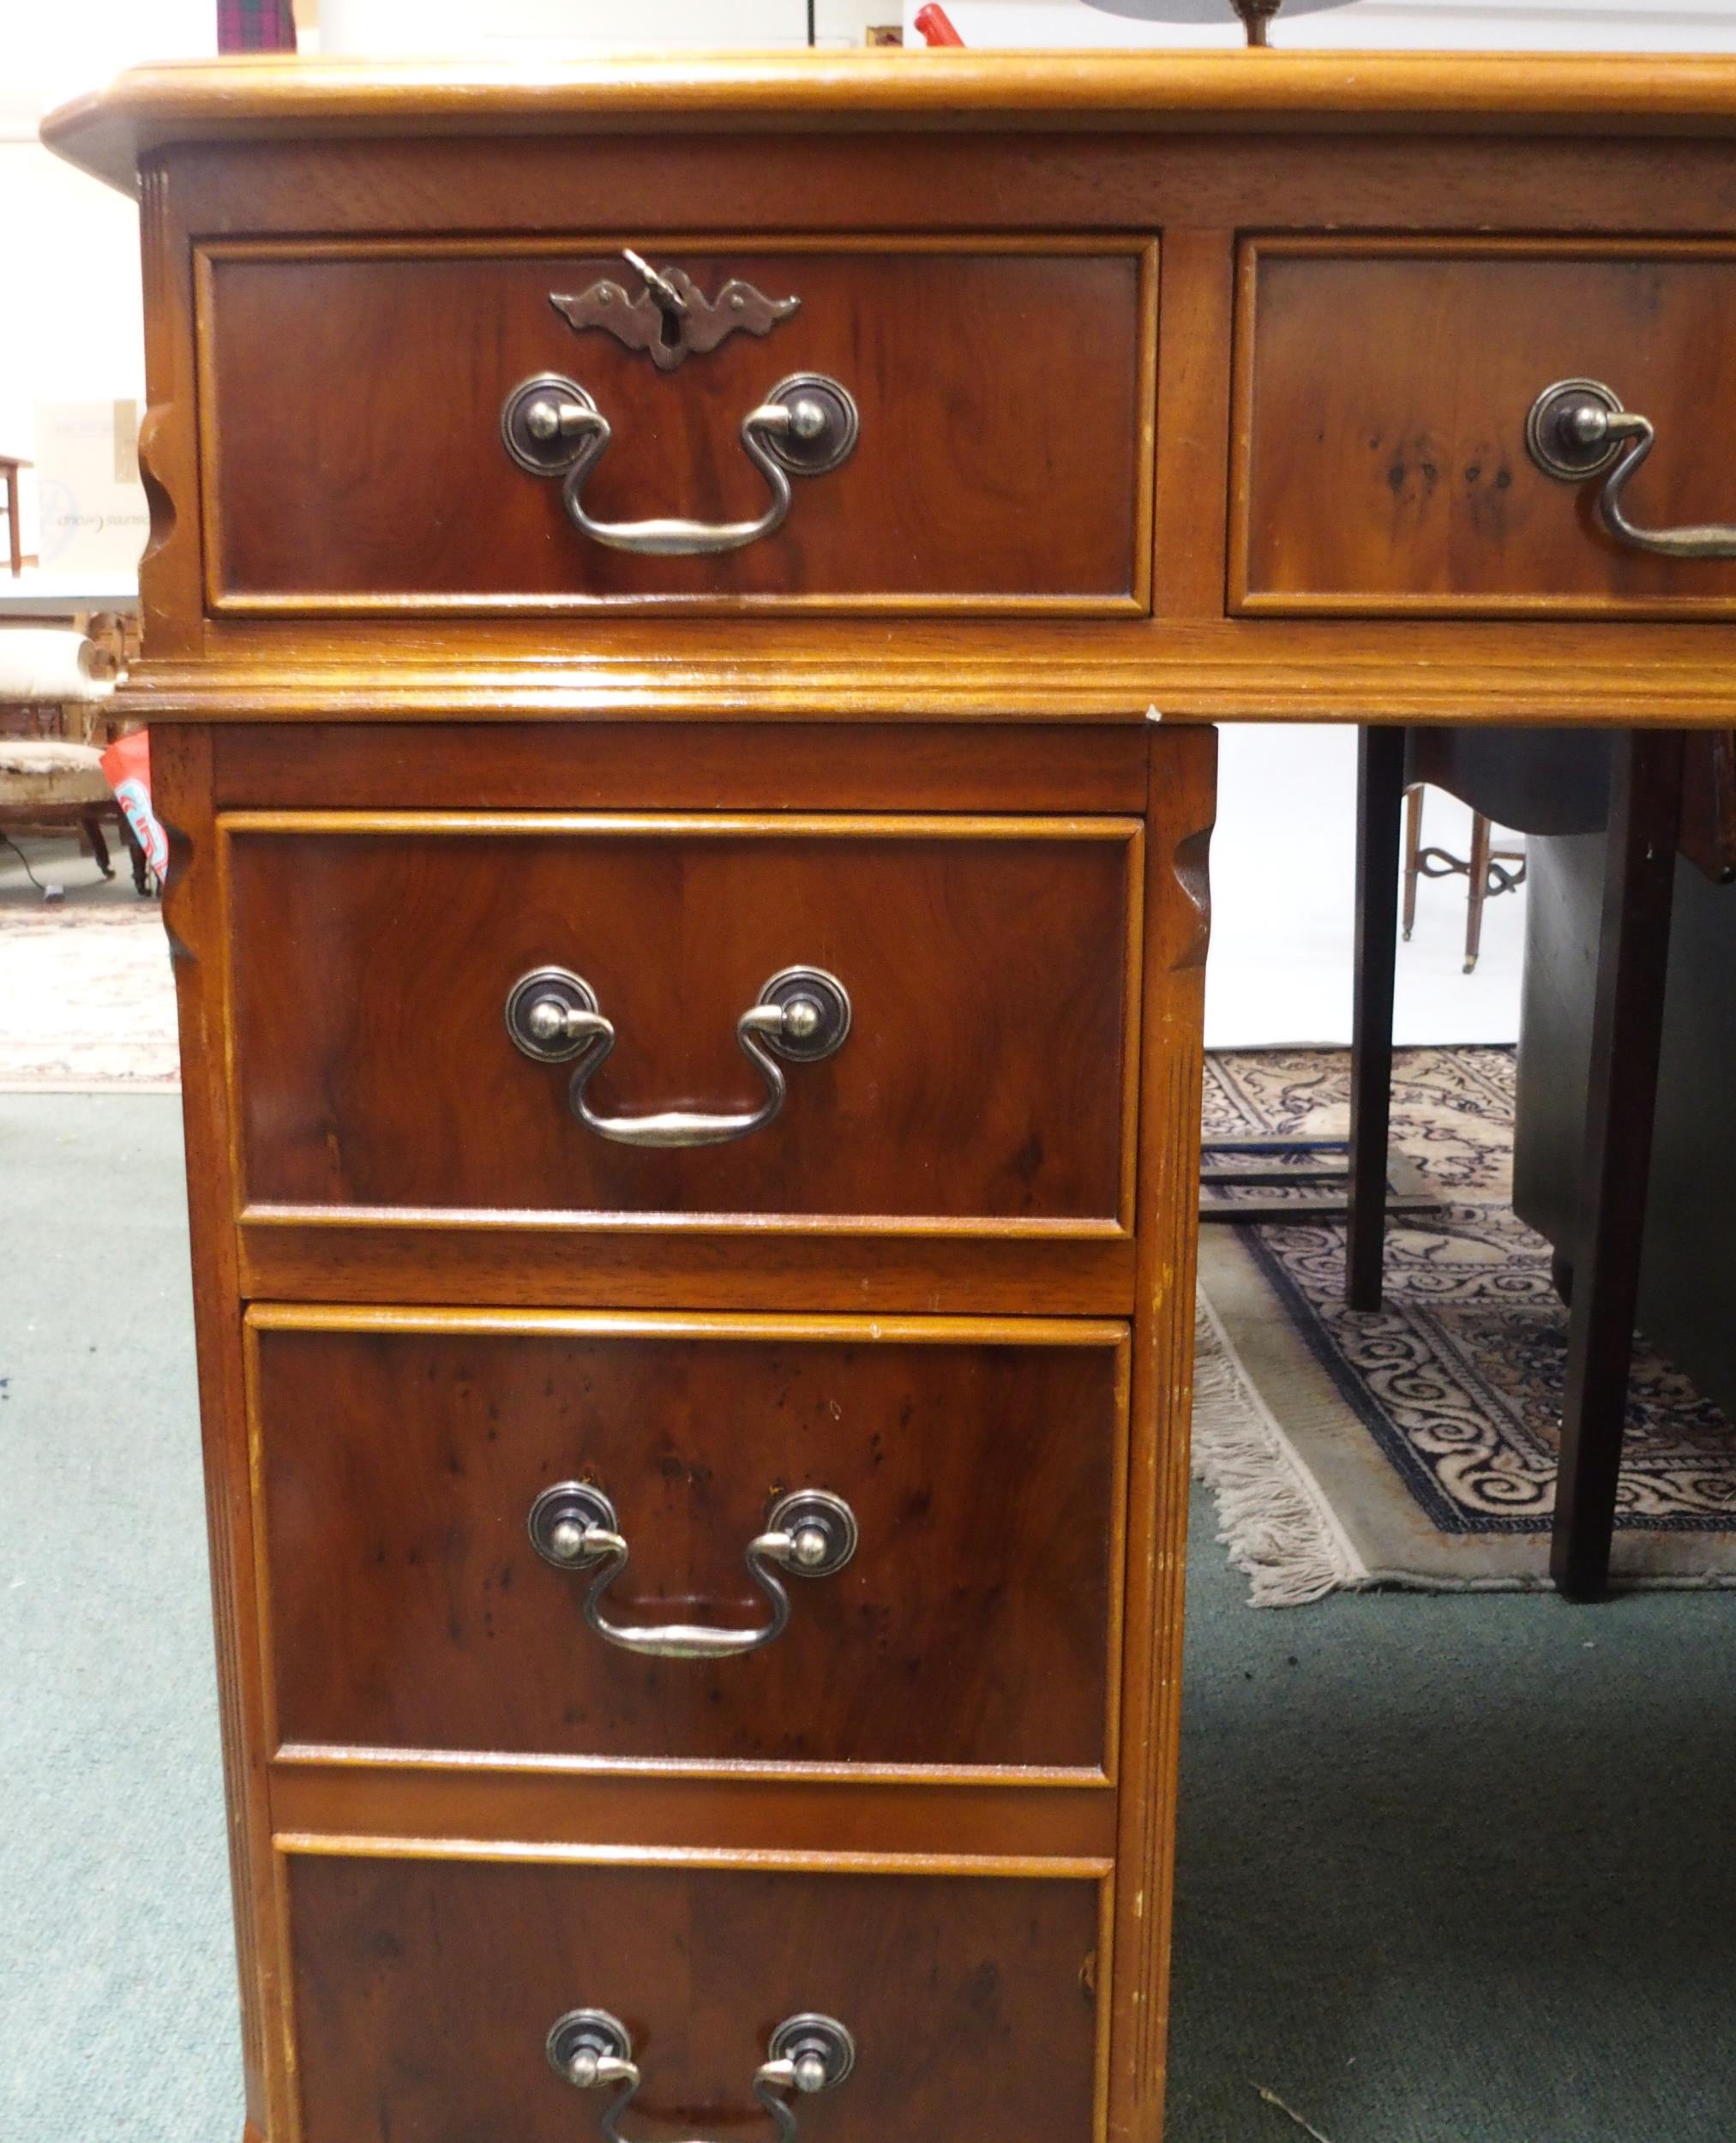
914 4 965 44
101 729 169 884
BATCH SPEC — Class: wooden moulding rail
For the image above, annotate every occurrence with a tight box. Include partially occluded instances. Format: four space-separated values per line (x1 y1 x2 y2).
45 51 1736 198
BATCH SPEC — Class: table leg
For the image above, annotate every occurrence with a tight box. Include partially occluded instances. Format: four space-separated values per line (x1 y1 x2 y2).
1401 783 1423 940
1551 728 1685 1601
1464 811 1493 972
1347 726 1406 1311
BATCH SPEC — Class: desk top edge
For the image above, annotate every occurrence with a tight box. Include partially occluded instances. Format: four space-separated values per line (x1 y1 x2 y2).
44 49 1736 195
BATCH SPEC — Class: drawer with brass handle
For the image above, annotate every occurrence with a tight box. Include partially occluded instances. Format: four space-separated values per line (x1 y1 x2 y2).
195 240 1156 615
249 1307 1127 1773
222 811 1141 1239
285 1853 1106 2143
1231 237 1736 617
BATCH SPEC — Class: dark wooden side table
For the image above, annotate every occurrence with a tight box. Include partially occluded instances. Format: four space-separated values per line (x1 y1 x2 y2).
1346 726 1736 1597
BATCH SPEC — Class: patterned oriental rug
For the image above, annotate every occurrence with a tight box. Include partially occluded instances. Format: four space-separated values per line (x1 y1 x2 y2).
1195 1047 1736 1605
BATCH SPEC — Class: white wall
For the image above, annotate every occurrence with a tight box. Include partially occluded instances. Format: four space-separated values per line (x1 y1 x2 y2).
0 1 213 129
315 0 886 49
1204 726 1525 1049
912 0 1736 49
0 5 215 543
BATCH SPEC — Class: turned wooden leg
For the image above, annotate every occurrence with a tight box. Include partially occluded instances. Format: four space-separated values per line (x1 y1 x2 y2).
1402 782 1423 940
117 812 150 895
81 813 114 879
1348 726 1406 1312
1464 811 1493 972
1551 729 1685 1602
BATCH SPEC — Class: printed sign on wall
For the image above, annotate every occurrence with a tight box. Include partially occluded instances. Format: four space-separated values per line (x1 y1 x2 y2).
33 400 147 577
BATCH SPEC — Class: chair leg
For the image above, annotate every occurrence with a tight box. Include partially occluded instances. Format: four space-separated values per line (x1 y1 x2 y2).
117 813 150 896
1464 812 1493 972
1401 783 1423 940
1551 729 1685 1601
81 813 115 879
1347 727 1406 1311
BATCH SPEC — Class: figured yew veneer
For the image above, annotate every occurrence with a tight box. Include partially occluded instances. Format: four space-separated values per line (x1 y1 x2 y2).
206 723 1153 815
249 1310 1126 1772
1233 239 1736 617
284 1855 1107 2143
223 812 1139 1228
43 46 1736 2143
199 242 1154 614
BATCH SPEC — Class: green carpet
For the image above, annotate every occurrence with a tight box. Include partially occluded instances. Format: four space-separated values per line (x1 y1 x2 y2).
3 1091 1733 2142
0 1094 236 2140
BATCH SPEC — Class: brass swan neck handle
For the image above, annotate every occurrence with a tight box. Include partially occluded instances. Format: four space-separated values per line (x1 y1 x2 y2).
1526 377 1736 560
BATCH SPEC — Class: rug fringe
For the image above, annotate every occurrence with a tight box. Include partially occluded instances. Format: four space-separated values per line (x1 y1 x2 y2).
1192 1296 1364 1608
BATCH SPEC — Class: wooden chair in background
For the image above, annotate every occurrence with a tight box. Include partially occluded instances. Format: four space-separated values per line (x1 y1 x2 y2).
0 618 147 894
0 733 145 891
1402 783 1528 973
0 456 31 578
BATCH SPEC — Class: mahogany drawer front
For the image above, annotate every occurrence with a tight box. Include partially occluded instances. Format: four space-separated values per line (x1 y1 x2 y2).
250 1309 1126 1773
224 812 1140 1233
285 1852 1106 2143
1232 239 1736 618
197 240 1155 615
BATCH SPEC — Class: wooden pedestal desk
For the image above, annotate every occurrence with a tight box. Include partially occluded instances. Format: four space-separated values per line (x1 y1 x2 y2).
43 51 1736 2143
